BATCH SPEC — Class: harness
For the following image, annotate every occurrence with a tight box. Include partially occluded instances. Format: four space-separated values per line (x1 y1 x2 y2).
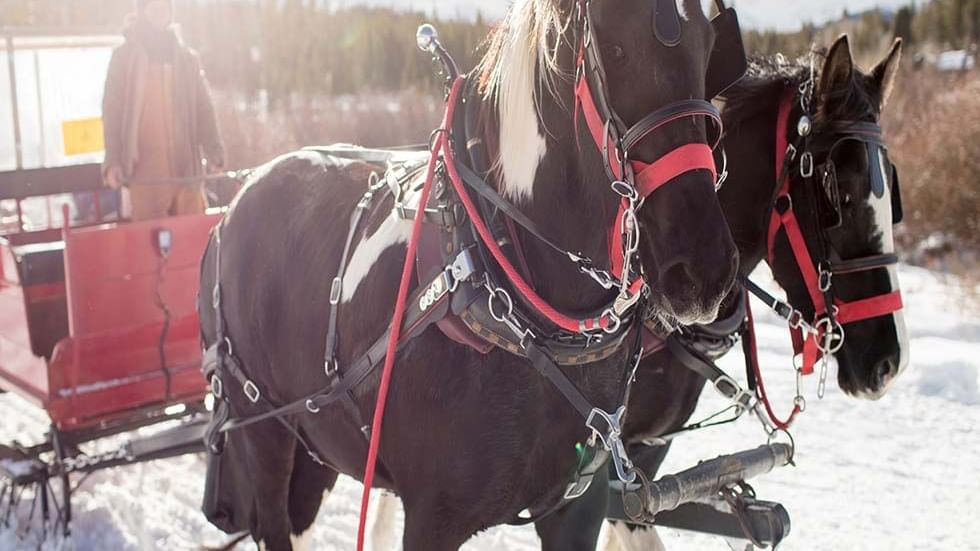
202 0 749 535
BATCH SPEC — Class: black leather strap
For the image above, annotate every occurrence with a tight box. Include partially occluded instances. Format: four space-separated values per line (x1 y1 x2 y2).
214 271 453 436
830 253 898 275
622 100 722 152
324 181 386 372
526 342 596 420
455 160 572 259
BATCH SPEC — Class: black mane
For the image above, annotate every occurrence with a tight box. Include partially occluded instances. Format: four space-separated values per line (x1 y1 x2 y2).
722 55 809 129
723 53 880 132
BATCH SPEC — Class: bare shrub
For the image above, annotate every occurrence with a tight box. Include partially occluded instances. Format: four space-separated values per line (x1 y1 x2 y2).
884 68 980 267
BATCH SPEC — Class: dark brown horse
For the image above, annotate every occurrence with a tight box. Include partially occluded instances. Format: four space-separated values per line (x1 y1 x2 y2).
197 0 739 549
533 35 909 550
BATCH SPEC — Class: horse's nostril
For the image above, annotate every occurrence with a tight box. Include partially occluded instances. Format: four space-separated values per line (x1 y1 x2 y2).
874 358 895 386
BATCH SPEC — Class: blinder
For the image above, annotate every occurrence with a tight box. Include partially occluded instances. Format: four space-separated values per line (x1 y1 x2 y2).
890 165 904 224
811 122 904 229
706 2 747 99
653 0 682 47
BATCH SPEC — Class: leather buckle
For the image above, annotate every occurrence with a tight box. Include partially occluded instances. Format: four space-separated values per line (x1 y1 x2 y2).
243 380 261 403
329 277 343 305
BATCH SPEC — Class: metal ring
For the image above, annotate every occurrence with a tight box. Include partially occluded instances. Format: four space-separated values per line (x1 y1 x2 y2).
767 428 797 464
210 375 223 400
487 287 514 323
602 310 622 335
306 399 321 414
610 180 638 200
793 394 807 413
814 317 845 354
715 148 729 191
800 151 814 178
428 127 448 150
223 337 234 357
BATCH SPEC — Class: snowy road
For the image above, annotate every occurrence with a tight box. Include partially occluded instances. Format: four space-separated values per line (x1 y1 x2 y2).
1 264 978 550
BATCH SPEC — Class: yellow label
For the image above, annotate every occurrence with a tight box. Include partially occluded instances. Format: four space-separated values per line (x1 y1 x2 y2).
62 117 105 156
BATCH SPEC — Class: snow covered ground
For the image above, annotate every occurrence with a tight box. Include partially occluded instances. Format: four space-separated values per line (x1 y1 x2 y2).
1 264 978 551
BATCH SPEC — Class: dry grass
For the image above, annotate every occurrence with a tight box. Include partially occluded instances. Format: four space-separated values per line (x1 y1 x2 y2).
884 68 980 275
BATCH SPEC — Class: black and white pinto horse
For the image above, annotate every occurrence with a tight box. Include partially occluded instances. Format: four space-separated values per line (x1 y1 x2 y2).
531 36 910 550
197 0 740 549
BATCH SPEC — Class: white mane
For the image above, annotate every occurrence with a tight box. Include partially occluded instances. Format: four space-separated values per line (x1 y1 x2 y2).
478 0 569 204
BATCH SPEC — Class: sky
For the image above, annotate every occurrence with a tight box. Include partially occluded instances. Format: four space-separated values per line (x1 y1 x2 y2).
334 0 919 31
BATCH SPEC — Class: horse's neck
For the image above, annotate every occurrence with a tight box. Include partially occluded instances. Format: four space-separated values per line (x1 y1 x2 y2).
475 84 618 311
720 89 784 279
519 146 617 309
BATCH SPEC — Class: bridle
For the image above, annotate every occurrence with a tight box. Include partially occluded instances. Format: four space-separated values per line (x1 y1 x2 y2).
660 66 907 438
573 0 723 292
758 71 905 401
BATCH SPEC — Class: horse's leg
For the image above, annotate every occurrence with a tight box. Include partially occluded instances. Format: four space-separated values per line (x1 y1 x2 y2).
401 502 471 551
534 467 610 551
603 522 668 551
599 444 672 551
286 445 339 551
365 492 402 551
243 422 299 551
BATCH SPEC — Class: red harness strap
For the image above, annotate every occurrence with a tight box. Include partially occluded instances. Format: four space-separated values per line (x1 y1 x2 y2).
575 68 718 279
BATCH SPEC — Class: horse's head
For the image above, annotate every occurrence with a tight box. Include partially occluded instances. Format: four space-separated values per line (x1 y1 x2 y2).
592 0 739 327
480 0 738 330
771 36 908 399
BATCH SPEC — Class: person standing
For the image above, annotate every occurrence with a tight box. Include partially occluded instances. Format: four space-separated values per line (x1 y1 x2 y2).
102 0 225 221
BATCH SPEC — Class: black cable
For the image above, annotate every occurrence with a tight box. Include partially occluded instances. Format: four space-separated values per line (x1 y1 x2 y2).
154 252 172 400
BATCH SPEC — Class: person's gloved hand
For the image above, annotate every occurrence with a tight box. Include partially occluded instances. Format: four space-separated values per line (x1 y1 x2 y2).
105 165 125 189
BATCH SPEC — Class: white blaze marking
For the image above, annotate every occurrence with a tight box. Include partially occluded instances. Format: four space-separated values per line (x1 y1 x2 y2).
341 212 412 303
495 4 547 204
365 492 401 551
860 153 910 397
676 0 690 20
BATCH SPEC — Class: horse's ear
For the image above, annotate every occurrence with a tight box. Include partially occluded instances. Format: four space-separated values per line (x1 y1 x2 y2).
872 39 903 109
817 35 854 107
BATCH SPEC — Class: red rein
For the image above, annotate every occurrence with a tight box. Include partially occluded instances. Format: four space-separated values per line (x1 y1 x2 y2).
354 79 460 551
